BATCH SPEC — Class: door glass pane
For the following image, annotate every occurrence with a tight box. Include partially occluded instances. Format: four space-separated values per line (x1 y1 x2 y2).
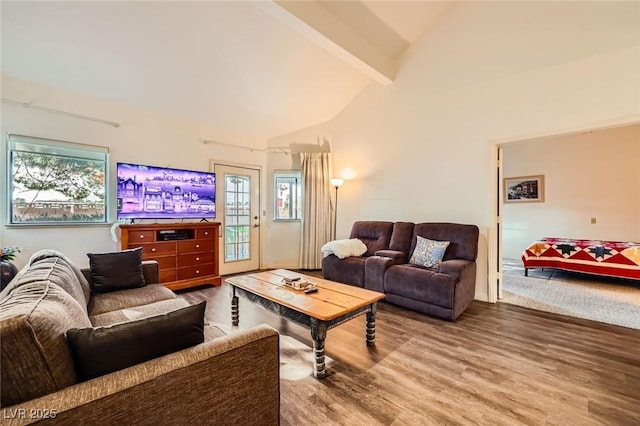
225 174 251 262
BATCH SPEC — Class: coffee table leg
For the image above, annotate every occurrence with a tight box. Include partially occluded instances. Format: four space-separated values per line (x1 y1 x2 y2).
366 303 377 346
231 287 239 326
310 318 328 379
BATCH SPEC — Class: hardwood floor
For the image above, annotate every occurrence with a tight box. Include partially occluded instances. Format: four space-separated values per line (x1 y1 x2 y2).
179 273 640 426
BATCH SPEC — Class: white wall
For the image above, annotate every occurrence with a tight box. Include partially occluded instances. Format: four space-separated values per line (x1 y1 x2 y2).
1 75 267 269
264 122 333 268
502 124 640 259
268 1 640 301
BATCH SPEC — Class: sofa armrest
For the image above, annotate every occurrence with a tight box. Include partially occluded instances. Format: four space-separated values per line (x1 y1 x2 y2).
374 250 407 265
364 256 394 293
81 260 159 285
140 260 160 284
4 324 279 426
436 259 473 280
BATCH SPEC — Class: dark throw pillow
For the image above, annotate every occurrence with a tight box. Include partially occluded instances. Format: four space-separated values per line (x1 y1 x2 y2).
88 247 146 293
67 301 206 381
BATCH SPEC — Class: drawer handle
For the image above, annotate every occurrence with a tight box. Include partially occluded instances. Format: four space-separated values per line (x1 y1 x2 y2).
195 270 200 274
204 232 208 235
195 244 200 248
196 257 200 261
151 248 156 252
139 235 144 239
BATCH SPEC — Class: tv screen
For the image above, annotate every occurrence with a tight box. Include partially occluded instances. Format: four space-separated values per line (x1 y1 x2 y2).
116 162 216 220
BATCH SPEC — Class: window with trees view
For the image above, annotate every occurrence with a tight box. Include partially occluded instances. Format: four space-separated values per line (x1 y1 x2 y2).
8 134 108 225
274 171 302 220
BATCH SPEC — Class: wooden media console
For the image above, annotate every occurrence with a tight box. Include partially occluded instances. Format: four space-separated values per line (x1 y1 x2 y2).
120 222 221 290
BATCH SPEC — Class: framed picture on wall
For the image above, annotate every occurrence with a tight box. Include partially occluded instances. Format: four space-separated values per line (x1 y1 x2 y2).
503 175 545 203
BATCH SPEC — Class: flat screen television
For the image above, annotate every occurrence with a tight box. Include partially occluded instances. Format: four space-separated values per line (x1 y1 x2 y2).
116 162 216 220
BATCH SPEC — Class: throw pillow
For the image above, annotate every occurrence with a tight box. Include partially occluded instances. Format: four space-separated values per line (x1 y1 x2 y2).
67 301 206 381
409 236 450 268
87 247 145 293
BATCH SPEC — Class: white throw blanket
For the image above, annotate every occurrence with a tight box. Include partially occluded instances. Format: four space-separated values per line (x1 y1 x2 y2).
321 238 367 259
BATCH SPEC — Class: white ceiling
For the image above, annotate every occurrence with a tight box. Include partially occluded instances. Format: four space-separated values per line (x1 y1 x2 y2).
1 1 453 140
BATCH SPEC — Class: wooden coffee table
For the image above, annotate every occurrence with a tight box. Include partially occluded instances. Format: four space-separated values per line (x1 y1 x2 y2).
225 269 385 378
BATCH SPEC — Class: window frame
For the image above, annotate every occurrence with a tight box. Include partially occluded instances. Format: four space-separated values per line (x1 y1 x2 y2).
7 134 109 226
273 170 302 221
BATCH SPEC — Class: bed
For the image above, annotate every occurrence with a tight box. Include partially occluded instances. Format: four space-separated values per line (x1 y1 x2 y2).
521 237 640 280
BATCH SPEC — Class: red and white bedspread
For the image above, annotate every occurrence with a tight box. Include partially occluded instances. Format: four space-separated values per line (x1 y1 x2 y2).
521 237 640 280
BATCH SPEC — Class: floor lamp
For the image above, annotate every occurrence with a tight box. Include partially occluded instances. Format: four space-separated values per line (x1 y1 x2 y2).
330 178 344 240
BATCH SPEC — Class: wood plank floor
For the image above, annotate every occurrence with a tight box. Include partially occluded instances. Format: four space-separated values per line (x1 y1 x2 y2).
179 273 640 426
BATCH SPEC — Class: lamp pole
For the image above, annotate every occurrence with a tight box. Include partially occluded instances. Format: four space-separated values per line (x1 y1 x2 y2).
330 178 344 240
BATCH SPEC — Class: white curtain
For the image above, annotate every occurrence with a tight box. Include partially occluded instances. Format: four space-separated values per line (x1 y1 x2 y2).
299 152 333 269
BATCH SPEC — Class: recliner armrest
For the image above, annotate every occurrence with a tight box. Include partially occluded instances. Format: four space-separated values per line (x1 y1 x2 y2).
374 250 407 265
437 259 473 279
364 256 394 293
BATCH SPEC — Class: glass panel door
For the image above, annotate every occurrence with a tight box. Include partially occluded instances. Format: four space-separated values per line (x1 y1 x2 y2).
212 163 260 275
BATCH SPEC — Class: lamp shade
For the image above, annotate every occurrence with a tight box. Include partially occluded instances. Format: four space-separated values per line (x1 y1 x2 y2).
330 178 344 188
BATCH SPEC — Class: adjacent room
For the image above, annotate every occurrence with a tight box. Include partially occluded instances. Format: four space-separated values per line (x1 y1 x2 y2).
501 123 640 329
1 1 639 425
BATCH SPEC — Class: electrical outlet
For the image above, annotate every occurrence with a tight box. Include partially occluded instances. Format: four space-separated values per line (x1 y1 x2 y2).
590 217 597 224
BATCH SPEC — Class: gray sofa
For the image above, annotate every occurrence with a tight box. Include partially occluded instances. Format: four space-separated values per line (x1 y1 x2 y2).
323 221 479 321
0 250 280 425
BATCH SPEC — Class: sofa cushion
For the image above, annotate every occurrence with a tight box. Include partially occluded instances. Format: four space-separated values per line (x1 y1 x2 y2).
87 247 146 294
389 221 415 254
409 236 450 268
411 223 479 262
67 301 206 381
0 281 92 407
88 284 177 316
384 264 456 309
321 238 367 259
90 298 191 327
349 221 394 256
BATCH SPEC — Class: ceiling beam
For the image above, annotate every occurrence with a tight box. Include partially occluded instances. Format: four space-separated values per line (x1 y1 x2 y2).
256 1 395 85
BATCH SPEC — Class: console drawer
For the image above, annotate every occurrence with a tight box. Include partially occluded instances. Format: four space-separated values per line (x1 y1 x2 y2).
153 256 177 271
196 227 216 240
133 242 177 257
177 264 214 280
159 269 177 283
128 231 155 243
178 239 214 254
178 253 215 268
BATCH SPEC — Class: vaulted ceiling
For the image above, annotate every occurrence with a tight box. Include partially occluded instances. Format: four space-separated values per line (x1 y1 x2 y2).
1 1 453 140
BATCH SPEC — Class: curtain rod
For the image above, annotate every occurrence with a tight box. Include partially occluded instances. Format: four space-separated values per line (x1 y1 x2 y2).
202 138 289 155
1 98 120 128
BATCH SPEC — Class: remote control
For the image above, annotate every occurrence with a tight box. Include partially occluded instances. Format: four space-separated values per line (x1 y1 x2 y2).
304 287 318 294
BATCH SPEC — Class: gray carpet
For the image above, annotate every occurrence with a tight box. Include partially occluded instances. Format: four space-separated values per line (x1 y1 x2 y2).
501 260 640 330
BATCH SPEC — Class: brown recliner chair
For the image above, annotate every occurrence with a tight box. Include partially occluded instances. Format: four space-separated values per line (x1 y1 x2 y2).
321 221 394 287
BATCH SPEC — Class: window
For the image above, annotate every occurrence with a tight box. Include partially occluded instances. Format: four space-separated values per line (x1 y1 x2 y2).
8 134 108 225
224 174 251 262
274 171 302 220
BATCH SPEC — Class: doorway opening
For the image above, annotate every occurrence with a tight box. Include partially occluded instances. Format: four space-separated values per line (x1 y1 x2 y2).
491 119 640 329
